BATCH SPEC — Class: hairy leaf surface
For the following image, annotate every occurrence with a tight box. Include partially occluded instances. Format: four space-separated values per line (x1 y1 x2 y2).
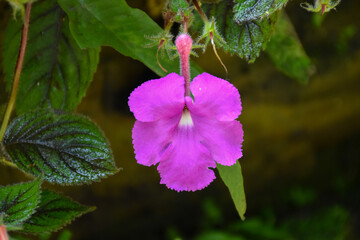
0 178 41 227
195 0 280 62
2 109 117 185
22 190 94 233
233 0 288 23
266 12 314 83
57 0 201 77
217 161 246 220
2 0 99 114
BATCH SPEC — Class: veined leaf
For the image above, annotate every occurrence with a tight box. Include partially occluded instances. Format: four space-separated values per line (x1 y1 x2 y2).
22 190 94 233
2 0 100 114
0 178 42 227
196 1 280 62
57 0 201 77
2 109 118 185
217 161 246 220
266 12 315 83
233 0 288 23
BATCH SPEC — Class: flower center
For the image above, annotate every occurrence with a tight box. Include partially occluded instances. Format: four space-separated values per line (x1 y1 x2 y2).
179 109 193 127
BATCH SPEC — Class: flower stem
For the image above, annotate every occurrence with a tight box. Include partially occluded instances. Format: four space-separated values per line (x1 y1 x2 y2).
176 34 193 96
210 32 228 78
0 3 32 142
192 0 208 23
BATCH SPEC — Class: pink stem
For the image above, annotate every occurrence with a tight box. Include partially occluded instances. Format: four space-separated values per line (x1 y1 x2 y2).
0 225 8 240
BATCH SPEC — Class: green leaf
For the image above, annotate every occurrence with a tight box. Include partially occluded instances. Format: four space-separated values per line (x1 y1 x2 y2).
195 1 280 62
2 0 100 114
57 0 201 77
22 190 94 233
266 12 315 83
217 161 246 220
0 177 42 227
1 109 118 185
233 0 288 23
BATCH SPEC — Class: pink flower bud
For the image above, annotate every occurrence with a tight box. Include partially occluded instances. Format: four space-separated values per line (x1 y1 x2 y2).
175 34 192 62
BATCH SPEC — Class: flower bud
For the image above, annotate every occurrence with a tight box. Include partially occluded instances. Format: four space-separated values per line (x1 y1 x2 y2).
175 34 192 61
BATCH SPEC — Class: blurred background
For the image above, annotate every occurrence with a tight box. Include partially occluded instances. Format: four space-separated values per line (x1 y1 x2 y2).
1 0 360 239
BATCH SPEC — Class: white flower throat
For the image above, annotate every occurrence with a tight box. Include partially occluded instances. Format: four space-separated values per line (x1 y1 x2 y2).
179 109 194 127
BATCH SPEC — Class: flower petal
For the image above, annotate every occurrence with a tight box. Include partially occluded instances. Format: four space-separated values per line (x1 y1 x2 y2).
157 126 216 191
128 73 185 122
186 97 243 166
190 73 242 121
132 114 181 166
197 120 243 165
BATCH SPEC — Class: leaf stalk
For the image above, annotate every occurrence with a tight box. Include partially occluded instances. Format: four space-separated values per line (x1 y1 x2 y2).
0 3 32 141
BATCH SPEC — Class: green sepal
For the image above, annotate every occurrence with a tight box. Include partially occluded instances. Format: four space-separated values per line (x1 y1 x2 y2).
4 0 38 20
300 0 341 14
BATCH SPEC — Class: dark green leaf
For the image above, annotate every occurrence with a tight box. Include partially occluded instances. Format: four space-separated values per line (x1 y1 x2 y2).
22 190 94 233
217 161 246 220
57 0 201 77
266 12 315 83
2 109 118 185
233 0 288 23
0 178 41 227
196 1 280 62
2 0 100 114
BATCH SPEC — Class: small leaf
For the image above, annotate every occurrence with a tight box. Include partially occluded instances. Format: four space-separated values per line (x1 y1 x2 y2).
2 0 100 114
233 0 288 23
2 109 118 185
217 161 246 220
194 1 280 62
266 12 315 83
57 0 202 77
0 178 42 227
22 190 94 233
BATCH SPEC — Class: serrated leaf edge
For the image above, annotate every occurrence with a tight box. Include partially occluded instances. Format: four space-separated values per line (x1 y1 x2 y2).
21 189 95 234
0 177 42 229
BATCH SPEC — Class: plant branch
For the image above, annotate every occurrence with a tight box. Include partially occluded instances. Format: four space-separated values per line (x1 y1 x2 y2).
0 3 32 142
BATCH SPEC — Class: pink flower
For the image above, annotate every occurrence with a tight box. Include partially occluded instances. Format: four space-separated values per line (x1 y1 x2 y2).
128 72 243 191
128 33 243 191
